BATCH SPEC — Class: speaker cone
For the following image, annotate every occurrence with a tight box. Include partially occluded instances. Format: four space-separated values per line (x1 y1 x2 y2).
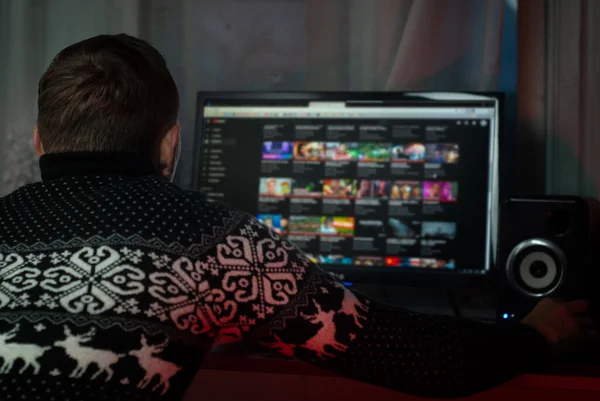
505 238 567 297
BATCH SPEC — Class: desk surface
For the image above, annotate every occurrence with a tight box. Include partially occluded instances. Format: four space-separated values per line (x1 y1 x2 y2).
200 352 600 393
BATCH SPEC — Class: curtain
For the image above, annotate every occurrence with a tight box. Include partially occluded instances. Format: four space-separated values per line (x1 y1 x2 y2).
0 0 506 196
518 0 600 197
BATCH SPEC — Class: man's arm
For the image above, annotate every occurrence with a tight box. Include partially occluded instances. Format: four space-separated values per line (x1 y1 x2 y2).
250 265 550 399
200 215 553 398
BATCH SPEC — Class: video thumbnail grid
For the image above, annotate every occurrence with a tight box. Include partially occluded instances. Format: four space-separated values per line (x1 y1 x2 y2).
257 212 457 271
298 253 455 270
257 214 457 239
258 141 460 271
259 178 458 202
263 141 460 164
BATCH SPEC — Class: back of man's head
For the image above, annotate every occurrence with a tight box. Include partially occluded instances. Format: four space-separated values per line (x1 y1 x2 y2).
37 34 179 156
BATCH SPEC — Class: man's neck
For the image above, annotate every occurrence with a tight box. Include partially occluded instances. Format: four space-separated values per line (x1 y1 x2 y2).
39 152 158 181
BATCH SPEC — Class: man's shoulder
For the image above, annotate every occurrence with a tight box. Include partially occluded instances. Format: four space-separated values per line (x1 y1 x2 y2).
168 185 249 222
136 179 240 217
160 185 271 245
0 181 41 199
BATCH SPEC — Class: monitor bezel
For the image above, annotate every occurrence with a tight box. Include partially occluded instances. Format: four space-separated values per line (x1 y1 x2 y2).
192 91 504 288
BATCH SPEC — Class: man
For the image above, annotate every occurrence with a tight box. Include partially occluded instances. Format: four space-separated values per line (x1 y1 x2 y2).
375 180 389 198
263 178 279 196
426 181 442 200
0 34 593 400
320 217 338 235
331 142 351 161
356 179 372 198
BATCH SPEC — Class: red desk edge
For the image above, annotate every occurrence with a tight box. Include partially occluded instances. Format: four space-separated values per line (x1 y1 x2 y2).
201 353 600 393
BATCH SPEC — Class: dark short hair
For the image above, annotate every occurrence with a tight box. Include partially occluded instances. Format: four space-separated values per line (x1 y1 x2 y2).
37 34 179 155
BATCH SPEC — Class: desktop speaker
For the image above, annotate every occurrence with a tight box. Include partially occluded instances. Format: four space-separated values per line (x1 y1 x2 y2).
496 196 600 323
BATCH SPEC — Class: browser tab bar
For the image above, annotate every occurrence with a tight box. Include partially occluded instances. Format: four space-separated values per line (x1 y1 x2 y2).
204 106 495 119
308 102 346 108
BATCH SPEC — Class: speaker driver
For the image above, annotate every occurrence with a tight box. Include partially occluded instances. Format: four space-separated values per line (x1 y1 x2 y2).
505 238 567 297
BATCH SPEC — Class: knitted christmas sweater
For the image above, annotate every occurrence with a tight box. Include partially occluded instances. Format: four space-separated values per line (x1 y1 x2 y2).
0 152 548 401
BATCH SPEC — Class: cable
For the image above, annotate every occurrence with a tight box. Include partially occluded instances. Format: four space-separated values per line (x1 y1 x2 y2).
381 285 392 305
446 289 464 319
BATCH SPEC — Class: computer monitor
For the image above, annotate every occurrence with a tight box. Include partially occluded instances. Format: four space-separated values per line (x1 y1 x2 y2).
192 92 501 286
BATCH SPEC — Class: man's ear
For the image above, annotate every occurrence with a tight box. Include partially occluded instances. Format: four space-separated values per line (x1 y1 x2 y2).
158 124 181 177
33 126 45 157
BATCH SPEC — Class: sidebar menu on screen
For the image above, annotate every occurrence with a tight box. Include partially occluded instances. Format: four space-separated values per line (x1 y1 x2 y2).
198 119 227 200
197 119 264 210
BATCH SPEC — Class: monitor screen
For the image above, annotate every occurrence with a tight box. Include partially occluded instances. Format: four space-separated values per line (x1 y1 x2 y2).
193 92 500 283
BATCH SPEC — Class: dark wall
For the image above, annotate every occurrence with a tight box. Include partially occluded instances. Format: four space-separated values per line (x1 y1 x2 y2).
498 2 518 200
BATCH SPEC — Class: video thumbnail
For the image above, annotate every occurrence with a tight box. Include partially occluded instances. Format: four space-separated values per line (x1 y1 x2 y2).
257 214 288 234
387 218 419 238
392 143 425 162
425 143 460 164
319 255 353 265
320 216 355 236
423 181 458 202
389 181 422 201
293 142 326 160
259 178 292 197
357 143 392 162
291 179 323 198
289 216 321 234
354 256 384 266
384 257 422 268
325 142 359 161
420 258 456 269
262 141 294 160
421 221 457 239
355 179 391 199
322 179 357 198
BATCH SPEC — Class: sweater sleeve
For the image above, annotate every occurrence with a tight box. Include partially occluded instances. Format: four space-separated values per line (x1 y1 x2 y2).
251 265 550 399
215 217 551 399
